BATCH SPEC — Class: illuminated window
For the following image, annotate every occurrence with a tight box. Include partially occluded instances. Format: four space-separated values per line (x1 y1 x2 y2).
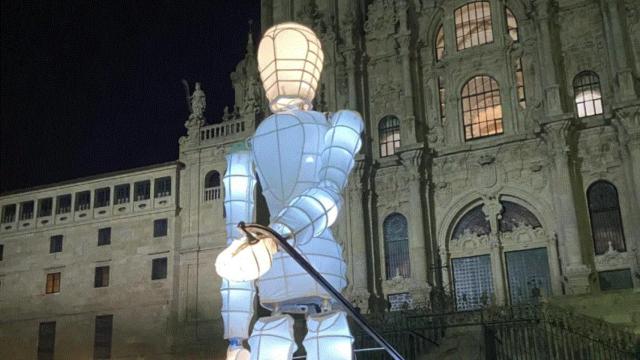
383 213 410 279
461 76 503 140
574 71 603 118
455 2 493 50
438 77 446 122
435 24 445 61
46 272 61 294
505 7 519 42
515 58 526 108
379 116 401 157
587 181 626 255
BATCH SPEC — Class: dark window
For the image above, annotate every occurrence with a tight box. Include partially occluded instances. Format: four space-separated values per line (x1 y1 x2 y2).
114 184 130 204
1 204 16 223
37 321 56 360
94 188 110 208
56 195 71 214
94 266 110 288
573 71 603 118
498 201 541 232
587 181 626 255
46 272 61 294
134 180 151 201
383 213 410 279
154 177 171 198
462 75 503 140
204 171 221 201
93 315 113 360
0 244 4 261
438 77 446 123
50 235 63 253
598 269 633 291
152 257 168 280
19 201 34 220
515 58 526 108
379 116 401 157
505 7 519 42
153 219 168 237
98 228 111 246
75 191 91 211
452 205 491 240
455 2 493 50
435 24 445 61
38 198 53 217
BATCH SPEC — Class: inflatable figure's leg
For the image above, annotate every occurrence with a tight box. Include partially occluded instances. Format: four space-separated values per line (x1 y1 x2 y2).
303 310 353 360
248 314 297 360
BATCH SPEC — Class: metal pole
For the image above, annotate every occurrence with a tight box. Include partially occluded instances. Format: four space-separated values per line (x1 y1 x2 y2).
239 222 406 360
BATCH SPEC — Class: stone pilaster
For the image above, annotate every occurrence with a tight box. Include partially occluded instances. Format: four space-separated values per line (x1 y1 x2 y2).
600 0 637 102
534 0 564 116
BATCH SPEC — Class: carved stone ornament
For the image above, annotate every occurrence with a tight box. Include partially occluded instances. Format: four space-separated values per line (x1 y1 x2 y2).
364 0 398 40
499 223 549 248
595 242 634 271
450 229 491 252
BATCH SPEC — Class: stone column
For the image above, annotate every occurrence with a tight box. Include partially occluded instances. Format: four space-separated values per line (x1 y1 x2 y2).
534 0 564 116
543 120 591 294
396 0 417 144
600 0 637 102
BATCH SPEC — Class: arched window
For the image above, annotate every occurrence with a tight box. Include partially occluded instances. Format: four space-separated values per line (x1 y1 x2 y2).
383 213 410 279
587 181 626 255
435 24 445 61
379 116 400 157
455 2 493 50
573 71 603 118
498 201 541 232
204 170 221 201
461 76 503 140
452 205 491 240
505 7 519 42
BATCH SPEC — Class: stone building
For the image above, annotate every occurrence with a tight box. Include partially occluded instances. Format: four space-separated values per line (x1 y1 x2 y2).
1 0 639 358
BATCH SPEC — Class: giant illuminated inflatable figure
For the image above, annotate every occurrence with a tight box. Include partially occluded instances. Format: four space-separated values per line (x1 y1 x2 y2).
214 22 364 360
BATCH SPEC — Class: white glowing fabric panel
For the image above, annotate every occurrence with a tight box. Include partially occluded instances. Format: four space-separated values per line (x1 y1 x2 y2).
258 22 324 112
257 228 347 305
303 311 353 360
226 346 250 360
320 110 364 190
248 315 297 360
216 237 278 282
223 151 257 242
221 279 256 339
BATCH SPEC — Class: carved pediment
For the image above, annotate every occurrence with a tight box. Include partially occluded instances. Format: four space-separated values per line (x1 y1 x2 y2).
595 243 634 270
500 223 548 247
450 229 491 251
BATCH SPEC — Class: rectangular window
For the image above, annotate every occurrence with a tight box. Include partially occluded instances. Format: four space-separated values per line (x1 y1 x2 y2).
93 315 113 360
94 187 110 208
134 180 150 201
37 321 56 360
0 244 4 261
75 191 91 211
599 269 633 291
1 204 16 223
56 195 71 214
49 235 63 253
98 228 111 246
154 177 171 198
114 184 130 204
46 272 61 294
38 198 53 217
151 257 167 280
153 219 168 237
19 201 34 220
94 266 110 288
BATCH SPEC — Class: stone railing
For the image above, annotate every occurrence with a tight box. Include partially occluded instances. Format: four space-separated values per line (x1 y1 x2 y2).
204 187 221 201
200 118 248 142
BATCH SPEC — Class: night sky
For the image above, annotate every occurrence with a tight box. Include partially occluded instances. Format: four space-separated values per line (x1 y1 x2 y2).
1 1 260 193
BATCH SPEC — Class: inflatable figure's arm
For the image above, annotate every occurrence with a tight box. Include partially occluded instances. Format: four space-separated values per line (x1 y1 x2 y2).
271 110 364 243
220 151 257 346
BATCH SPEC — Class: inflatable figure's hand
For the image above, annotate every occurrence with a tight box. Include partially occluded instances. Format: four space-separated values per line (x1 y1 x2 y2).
215 235 278 282
226 345 250 360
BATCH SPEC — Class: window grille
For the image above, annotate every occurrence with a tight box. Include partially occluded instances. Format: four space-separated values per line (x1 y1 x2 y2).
383 213 410 279
573 71 603 118
98 227 111 246
204 171 221 201
455 2 493 50
56 195 71 214
505 248 552 304
587 181 626 255
461 75 503 140
379 116 401 157
38 198 53 217
152 257 168 280
50 235 63 253
435 24 445 61
75 191 91 211
452 205 491 240
515 58 526 108
37 322 56 360
94 266 110 288
94 187 110 208
46 272 61 294
388 292 413 312
154 177 171 198
153 218 168 237
93 315 113 360
452 255 494 310
505 7 519 42
134 180 151 201
114 184 130 204
1 204 16 223
19 201 34 220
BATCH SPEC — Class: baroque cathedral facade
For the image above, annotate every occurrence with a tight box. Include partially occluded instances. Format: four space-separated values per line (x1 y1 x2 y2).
1 0 639 358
